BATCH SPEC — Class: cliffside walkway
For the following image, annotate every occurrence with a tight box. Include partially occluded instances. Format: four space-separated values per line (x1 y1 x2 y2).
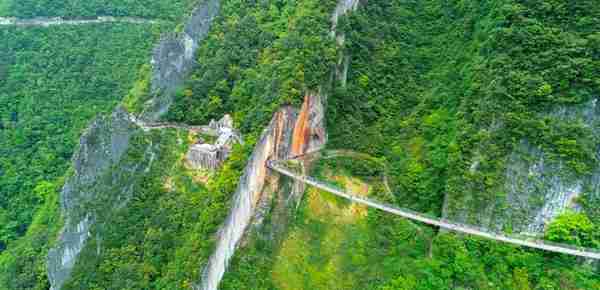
127 114 215 133
267 159 600 260
0 16 163 27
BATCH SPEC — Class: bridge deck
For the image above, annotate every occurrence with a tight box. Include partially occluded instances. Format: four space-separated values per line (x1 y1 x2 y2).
268 160 600 260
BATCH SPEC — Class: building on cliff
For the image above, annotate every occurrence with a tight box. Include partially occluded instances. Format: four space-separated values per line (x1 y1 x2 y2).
186 115 241 171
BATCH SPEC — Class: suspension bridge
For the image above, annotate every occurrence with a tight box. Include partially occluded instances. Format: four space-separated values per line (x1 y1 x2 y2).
267 158 600 260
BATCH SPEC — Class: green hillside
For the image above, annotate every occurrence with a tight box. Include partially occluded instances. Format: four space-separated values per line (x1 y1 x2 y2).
0 0 598 289
221 0 600 289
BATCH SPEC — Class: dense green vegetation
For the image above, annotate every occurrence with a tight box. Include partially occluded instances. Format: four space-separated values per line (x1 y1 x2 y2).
328 0 600 222
0 178 62 290
0 0 198 21
1 0 599 289
60 129 252 290
545 211 598 248
166 0 339 133
0 18 170 288
222 156 599 290
0 23 164 251
220 0 600 289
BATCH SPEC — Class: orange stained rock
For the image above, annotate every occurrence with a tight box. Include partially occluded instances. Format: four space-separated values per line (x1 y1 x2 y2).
291 95 312 156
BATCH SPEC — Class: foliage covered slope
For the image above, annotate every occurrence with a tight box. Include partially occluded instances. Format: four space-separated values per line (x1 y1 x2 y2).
165 0 338 133
0 23 167 289
221 0 600 289
58 0 342 289
1 0 599 289
0 23 166 250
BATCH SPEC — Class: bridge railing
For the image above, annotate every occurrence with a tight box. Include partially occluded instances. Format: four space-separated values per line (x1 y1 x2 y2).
268 160 600 259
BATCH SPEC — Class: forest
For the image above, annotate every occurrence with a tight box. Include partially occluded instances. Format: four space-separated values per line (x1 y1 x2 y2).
0 23 167 248
60 0 343 288
0 0 197 287
218 0 600 289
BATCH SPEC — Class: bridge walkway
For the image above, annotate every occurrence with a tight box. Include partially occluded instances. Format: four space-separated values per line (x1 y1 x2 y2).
267 160 600 260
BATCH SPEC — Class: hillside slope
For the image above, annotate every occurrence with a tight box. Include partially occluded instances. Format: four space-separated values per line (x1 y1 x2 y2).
1 0 598 290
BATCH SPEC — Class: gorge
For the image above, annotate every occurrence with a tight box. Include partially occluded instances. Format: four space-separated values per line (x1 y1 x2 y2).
1 0 598 289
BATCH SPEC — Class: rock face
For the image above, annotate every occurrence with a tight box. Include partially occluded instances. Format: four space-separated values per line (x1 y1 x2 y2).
197 94 327 290
331 0 361 30
144 0 220 120
186 115 241 171
47 108 138 290
445 98 600 235
197 2 360 289
46 1 221 288
291 93 327 156
505 99 600 234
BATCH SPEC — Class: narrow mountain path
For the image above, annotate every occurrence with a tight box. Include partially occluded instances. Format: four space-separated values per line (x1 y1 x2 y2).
0 16 165 27
126 113 212 132
268 159 600 260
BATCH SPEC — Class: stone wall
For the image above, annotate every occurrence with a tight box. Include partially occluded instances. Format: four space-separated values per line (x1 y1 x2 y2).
186 115 240 171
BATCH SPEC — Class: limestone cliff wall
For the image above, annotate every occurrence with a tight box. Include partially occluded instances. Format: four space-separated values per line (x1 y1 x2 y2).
47 108 140 290
504 99 600 234
46 1 221 288
291 93 327 156
143 0 220 121
444 99 600 235
198 94 327 290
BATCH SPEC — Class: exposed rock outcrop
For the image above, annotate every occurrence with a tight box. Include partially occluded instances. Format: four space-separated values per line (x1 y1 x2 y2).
144 0 220 120
47 108 139 290
46 1 221 288
445 98 600 235
505 99 600 234
291 93 327 156
197 94 327 290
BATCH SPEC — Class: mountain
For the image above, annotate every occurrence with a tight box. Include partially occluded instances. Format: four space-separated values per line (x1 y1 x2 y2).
0 0 598 289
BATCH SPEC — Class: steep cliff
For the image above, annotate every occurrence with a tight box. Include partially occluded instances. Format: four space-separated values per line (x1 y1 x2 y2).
47 108 156 290
46 1 221 288
197 1 359 288
445 99 600 235
143 0 220 120
198 94 327 290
